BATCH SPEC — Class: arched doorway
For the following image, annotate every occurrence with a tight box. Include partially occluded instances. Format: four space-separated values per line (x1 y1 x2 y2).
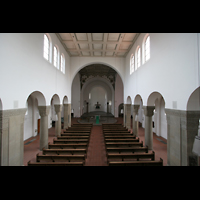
147 91 167 139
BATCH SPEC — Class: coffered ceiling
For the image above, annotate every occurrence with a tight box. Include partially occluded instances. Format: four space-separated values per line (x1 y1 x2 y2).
56 33 140 57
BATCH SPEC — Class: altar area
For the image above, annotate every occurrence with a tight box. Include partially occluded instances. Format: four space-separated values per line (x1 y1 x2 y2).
78 111 117 125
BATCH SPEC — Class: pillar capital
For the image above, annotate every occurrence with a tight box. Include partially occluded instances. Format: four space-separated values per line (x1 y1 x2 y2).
38 106 50 117
143 106 155 117
54 104 63 113
132 104 140 113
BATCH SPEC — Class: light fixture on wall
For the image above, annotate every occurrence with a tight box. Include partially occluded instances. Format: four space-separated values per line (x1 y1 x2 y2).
193 119 200 156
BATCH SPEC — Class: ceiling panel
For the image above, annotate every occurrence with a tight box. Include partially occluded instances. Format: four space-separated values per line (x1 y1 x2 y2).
59 33 72 40
92 33 103 41
94 52 102 56
79 43 89 49
75 33 87 41
108 33 120 41
82 51 90 56
93 44 103 49
123 33 136 41
57 33 140 57
107 44 117 50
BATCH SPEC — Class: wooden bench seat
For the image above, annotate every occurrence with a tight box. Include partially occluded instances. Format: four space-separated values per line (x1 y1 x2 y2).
105 141 143 148
104 135 136 139
106 146 148 153
57 136 89 139
64 130 90 133
36 153 86 162
61 132 90 136
105 138 139 143
72 124 93 126
53 138 89 144
48 143 88 150
42 148 87 156
107 151 155 162
104 133 133 136
28 161 85 166
108 158 163 166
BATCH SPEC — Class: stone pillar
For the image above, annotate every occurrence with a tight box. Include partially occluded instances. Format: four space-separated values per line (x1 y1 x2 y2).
165 109 200 166
125 104 131 130
132 105 140 136
63 104 68 129
0 108 27 166
54 104 62 136
143 106 155 150
107 102 109 113
68 103 71 127
38 106 50 151
123 104 126 127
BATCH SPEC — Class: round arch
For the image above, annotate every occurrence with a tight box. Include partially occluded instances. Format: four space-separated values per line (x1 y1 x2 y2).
0 98 2 110
147 91 167 139
51 94 61 105
71 61 124 87
126 96 132 104
25 91 46 106
63 95 68 104
134 94 143 105
187 86 200 111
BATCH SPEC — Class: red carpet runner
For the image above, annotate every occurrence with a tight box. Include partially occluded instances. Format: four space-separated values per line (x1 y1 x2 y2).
85 125 107 166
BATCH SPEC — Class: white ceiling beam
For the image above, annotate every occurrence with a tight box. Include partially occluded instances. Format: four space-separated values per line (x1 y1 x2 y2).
70 33 82 56
62 40 133 45
114 33 126 57
87 33 93 57
102 33 108 57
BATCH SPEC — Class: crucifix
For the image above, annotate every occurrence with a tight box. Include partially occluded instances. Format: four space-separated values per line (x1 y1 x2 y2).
95 101 101 109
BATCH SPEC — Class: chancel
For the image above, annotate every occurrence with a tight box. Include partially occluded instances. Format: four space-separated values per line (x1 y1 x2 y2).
0 33 200 166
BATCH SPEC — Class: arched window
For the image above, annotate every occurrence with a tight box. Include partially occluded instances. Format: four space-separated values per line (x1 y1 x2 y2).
142 34 150 64
61 54 65 74
43 34 50 61
54 45 59 69
135 46 141 70
130 54 134 74
144 35 150 62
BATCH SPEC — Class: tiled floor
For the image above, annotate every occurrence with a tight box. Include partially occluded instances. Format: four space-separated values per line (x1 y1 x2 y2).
23 117 168 166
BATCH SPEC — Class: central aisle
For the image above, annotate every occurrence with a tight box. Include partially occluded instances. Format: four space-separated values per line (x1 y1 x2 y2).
85 125 108 166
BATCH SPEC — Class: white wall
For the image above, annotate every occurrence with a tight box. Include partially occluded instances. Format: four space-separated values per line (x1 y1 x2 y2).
0 33 71 110
124 33 200 110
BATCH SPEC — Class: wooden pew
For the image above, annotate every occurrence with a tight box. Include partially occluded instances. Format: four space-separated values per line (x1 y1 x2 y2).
106 146 149 154
104 135 136 139
105 138 139 143
61 132 90 136
107 151 155 162
105 141 143 148
72 123 93 126
64 130 90 133
48 143 88 150
28 161 85 166
36 153 86 162
104 132 134 136
53 138 89 144
57 136 89 139
108 158 163 166
42 148 87 156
